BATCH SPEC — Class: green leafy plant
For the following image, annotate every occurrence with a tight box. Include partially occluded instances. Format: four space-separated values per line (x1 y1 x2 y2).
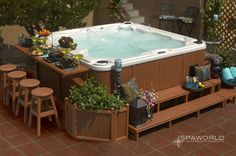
69 78 125 110
0 0 124 36
0 0 101 36
108 0 124 22
215 48 234 67
203 0 223 41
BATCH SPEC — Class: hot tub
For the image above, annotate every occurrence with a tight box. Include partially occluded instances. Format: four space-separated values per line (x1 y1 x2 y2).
47 22 206 92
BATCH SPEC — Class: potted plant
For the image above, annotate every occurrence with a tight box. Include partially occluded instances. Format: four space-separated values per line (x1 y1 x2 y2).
65 78 129 142
203 0 223 52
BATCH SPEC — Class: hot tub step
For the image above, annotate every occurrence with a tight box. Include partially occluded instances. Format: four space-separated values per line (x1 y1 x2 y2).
121 0 129 4
127 10 139 17
123 3 133 10
130 16 145 24
129 93 226 141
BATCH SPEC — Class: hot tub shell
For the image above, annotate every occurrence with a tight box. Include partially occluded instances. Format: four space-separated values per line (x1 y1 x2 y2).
47 23 206 92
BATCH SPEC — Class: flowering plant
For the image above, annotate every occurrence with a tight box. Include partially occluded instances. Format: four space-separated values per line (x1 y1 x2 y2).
139 90 157 110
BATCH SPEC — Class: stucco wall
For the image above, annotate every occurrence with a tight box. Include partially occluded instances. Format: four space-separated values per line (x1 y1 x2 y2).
0 12 94 45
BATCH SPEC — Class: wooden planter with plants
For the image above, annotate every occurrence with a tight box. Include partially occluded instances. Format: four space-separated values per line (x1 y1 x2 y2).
65 78 129 142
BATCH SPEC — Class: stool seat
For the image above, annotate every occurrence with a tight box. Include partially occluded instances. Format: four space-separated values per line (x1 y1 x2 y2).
0 64 17 104
0 64 17 72
31 87 53 97
28 87 60 136
8 71 27 79
20 79 40 88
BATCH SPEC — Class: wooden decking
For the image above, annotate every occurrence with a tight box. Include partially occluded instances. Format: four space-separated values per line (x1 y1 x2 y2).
129 78 236 141
129 93 226 141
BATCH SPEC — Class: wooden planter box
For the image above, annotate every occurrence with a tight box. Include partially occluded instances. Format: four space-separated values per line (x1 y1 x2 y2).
65 98 129 142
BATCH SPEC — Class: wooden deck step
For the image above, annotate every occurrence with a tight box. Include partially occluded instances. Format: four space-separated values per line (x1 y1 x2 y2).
129 93 225 141
215 88 236 99
215 88 236 107
156 85 189 103
207 78 221 92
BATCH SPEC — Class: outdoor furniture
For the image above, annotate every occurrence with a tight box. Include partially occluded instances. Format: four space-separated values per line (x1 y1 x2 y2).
0 64 17 104
158 4 176 31
6 71 26 113
15 79 40 124
176 6 199 36
28 87 61 136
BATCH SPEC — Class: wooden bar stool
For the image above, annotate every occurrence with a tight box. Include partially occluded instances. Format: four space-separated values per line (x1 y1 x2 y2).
28 87 61 136
0 64 17 104
6 71 27 113
15 79 40 124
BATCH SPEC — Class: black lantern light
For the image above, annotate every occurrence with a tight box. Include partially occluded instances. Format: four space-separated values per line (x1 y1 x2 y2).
129 97 147 127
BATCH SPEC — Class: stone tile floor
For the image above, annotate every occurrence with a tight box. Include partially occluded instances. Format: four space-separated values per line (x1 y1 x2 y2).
0 45 236 155
0 98 236 156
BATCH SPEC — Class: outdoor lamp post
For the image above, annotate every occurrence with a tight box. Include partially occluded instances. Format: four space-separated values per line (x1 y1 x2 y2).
114 59 122 93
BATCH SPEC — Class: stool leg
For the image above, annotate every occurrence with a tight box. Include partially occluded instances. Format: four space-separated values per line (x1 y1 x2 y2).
37 98 42 136
12 80 16 113
15 86 23 116
28 97 34 127
23 89 30 124
50 95 61 129
2 72 7 104
5 81 10 106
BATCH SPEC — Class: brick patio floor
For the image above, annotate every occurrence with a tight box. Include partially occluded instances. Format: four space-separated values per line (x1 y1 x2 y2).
0 97 236 156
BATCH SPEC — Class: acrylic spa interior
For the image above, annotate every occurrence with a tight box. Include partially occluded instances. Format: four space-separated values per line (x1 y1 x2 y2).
47 22 206 92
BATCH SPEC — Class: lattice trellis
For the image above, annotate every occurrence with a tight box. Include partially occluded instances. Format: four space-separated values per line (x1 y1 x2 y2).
218 0 236 51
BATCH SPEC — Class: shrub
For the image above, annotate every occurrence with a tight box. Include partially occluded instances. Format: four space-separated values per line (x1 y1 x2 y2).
69 78 125 110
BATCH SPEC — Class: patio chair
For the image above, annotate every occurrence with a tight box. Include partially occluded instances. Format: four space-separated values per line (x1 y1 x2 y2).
158 4 176 31
176 6 199 36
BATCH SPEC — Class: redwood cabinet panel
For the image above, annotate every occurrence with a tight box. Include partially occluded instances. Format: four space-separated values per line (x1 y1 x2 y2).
133 60 159 90
91 51 205 92
157 55 184 91
182 50 205 82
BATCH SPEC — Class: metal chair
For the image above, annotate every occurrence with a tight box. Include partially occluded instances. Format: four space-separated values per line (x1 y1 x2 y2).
176 7 200 36
158 4 176 32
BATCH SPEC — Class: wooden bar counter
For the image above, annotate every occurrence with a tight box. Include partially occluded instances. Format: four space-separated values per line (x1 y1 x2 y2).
14 45 89 103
